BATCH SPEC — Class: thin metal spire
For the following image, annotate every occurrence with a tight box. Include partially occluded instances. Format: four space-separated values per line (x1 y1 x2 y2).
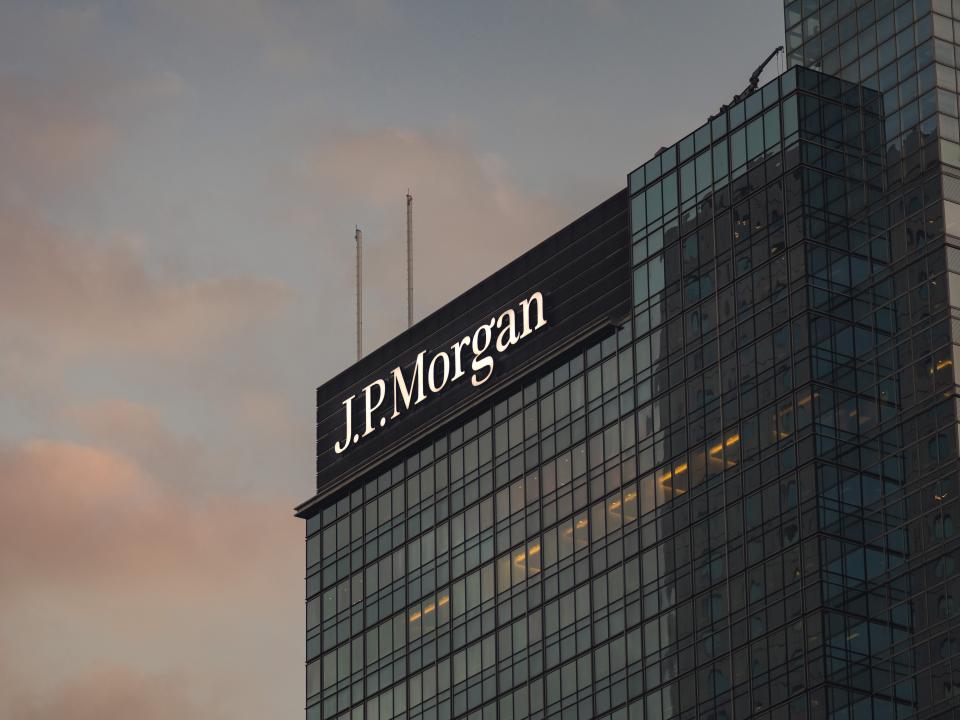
406 190 414 328
355 226 362 360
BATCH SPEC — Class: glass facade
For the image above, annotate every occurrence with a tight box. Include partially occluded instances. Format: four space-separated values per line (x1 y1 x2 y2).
784 0 960 717
303 3 960 718
306 332 642 720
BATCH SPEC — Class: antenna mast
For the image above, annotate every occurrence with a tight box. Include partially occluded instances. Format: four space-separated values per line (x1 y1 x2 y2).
406 191 414 328
355 226 363 360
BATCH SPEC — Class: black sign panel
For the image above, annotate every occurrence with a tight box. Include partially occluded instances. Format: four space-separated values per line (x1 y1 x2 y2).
303 189 630 513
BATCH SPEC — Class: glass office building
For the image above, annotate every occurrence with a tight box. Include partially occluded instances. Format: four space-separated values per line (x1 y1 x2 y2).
298 2 960 718
784 1 960 718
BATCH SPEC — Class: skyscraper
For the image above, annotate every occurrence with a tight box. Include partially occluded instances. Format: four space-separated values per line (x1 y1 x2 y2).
298 3 960 718
783 0 960 716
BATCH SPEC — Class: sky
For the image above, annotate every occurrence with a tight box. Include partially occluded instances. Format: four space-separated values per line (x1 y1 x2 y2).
0 1 783 717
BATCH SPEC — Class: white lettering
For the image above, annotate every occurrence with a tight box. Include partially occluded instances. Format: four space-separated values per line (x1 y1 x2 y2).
519 291 547 338
362 380 386 437
495 308 520 352
450 336 471 381
335 291 548 453
428 351 451 393
391 351 427 418
471 319 496 387
334 395 356 454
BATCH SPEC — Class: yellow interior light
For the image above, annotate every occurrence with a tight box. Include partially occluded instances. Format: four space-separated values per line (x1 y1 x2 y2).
796 393 817 407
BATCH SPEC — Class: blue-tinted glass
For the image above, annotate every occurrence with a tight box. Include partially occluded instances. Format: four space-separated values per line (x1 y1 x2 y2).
712 140 728 182
877 11 895 43
647 255 664 294
711 113 727 140
762 80 779 108
878 36 897 68
631 193 646 232
919 87 936 119
680 161 696 202
894 2 912 31
746 117 764 160
662 171 678 213
763 107 781 149
896 26 915 55
633 264 648 301
916 12 933 44
840 38 859 68
729 101 745 128
731 127 747 168
898 49 917 79
694 124 710 152
648 226 664 256
646 181 662 222
782 66 798 95
861 49 878 79
642 155 661 186
783 95 799 137
917 38 934 68
695 151 712 192
660 145 677 172
900 99 919 130
678 133 695 163
878 60 897 91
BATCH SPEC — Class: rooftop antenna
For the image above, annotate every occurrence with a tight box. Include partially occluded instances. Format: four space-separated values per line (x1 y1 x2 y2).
708 45 784 121
355 226 363 360
406 190 414 328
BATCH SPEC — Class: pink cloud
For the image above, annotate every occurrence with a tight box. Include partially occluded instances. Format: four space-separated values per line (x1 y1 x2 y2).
4 666 213 720
0 208 293 358
58 399 210 493
0 437 303 719
0 438 299 593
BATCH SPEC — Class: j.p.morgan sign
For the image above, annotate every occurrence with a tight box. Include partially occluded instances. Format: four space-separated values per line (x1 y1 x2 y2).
334 291 547 454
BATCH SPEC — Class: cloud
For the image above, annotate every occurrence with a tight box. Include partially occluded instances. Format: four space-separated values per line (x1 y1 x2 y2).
0 6 190 205
0 54 129 207
0 437 303 719
0 36 289 363
0 208 292 359
0 76 116 205
55 394 312 500
299 127 569 350
231 388 312 451
4 666 213 720
0 438 299 592
58 399 209 490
